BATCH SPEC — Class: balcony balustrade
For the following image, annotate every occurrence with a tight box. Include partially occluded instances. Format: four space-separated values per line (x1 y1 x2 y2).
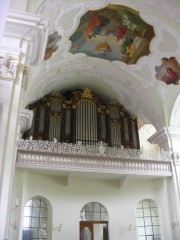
16 139 172 177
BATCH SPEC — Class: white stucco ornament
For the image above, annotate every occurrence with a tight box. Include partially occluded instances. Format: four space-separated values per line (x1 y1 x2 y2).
19 109 34 134
0 56 19 80
17 139 172 161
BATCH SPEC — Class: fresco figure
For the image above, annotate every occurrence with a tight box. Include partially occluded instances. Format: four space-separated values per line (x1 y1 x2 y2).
44 31 61 60
85 14 110 39
155 57 180 85
162 57 180 76
86 14 101 39
126 37 142 57
95 41 111 55
117 26 126 42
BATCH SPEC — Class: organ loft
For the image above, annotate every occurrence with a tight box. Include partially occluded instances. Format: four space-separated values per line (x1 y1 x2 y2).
24 88 139 149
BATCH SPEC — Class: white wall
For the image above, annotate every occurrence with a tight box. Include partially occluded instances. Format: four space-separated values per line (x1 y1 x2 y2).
9 0 27 11
10 169 175 240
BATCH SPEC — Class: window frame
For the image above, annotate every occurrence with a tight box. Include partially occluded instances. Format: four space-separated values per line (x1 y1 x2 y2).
22 197 48 240
136 199 161 240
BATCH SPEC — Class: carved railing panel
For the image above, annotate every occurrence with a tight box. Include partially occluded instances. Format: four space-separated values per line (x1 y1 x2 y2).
16 140 172 176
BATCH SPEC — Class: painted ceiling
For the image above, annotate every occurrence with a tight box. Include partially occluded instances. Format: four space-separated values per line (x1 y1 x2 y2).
69 6 155 64
23 0 180 132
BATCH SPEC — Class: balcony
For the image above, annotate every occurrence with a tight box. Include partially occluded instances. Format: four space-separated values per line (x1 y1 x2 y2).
16 139 172 178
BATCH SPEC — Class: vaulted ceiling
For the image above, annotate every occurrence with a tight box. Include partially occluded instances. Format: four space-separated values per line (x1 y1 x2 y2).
23 0 180 131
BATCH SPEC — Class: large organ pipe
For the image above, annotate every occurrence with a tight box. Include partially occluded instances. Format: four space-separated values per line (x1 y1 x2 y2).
25 88 140 149
111 124 121 147
49 116 61 141
76 100 97 145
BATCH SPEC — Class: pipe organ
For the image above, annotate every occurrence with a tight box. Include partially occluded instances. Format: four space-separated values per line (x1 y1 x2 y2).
24 88 140 149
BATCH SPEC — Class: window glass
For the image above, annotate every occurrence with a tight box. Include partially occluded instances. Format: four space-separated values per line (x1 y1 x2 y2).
80 202 108 221
136 200 161 240
22 197 47 240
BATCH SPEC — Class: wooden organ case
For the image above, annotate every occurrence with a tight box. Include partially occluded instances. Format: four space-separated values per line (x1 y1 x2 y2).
24 88 140 149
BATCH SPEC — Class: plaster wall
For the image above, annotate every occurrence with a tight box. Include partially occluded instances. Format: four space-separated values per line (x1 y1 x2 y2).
9 0 27 12
11 169 174 240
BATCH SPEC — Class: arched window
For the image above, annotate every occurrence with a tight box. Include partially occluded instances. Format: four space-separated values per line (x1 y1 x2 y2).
22 197 48 240
80 202 108 221
136 199 161 240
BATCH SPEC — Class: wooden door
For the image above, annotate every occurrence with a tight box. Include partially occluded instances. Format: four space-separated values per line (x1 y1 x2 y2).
80 222 93 240
80 221 108 240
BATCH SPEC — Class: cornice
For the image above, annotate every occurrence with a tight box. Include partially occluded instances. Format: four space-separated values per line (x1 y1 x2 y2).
1 10 49 65
148 127 180 146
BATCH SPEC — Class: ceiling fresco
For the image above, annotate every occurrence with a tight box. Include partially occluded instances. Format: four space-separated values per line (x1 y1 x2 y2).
44 31 62 60
69 5 155 64
23 0 180 130
155 57 180 85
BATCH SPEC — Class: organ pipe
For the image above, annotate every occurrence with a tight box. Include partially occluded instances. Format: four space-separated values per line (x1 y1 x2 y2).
25 88 140 149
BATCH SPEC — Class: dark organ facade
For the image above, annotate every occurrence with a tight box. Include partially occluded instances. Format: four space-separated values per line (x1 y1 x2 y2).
25 88 139 149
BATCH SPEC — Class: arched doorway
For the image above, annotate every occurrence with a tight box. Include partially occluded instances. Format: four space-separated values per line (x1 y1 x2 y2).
79 202 109 240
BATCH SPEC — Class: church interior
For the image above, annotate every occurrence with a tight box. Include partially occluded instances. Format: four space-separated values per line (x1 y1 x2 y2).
1 0 180 240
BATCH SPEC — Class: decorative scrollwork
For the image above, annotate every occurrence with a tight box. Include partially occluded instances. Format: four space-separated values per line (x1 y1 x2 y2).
17 139 172 161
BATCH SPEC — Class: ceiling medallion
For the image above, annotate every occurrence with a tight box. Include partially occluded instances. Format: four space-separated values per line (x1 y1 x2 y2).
70 5 155 64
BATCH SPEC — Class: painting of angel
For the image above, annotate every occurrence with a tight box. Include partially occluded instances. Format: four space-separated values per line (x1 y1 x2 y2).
44 31 62 60
155 57 180 85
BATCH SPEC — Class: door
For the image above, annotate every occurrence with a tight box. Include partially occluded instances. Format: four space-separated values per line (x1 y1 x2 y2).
80 221 108 240
80 222 93 240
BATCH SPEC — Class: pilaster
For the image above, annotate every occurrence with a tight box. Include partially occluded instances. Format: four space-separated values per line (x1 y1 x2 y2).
149 127 180 238
0 9 49 240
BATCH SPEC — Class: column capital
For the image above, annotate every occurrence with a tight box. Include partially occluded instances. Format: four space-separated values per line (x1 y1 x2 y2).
148 127 180 151
0 56 19 80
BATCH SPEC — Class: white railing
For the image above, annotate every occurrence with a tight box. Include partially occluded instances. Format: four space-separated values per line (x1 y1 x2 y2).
17 139 172 161
16 140 172 176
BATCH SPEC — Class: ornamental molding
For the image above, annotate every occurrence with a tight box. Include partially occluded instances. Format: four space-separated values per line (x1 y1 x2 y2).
148 127 180 147
0 56 19 80
17 139 172 176
81 88 93 100
22 66 30 90
36 0 180 23
19 109 34 133
2 10 49 65
16 148 172 177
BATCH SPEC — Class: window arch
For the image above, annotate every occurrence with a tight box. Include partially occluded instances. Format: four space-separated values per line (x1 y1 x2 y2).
79 202 108 221
22 197 48 240
136 199 161 240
